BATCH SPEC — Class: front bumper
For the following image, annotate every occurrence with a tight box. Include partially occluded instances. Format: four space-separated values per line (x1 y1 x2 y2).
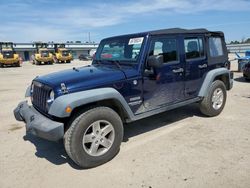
57 57 72 61
36 57 53 62
14 101 64 141
0 59 19 64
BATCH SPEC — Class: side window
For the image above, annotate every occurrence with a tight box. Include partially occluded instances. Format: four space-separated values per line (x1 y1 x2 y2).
209 37 223 57
184 37 204 60
149 37 178 63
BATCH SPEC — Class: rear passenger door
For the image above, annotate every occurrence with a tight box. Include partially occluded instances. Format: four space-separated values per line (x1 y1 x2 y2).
183 36 208 98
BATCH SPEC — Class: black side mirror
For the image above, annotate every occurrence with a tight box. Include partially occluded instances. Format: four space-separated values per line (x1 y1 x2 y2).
147 55 163 68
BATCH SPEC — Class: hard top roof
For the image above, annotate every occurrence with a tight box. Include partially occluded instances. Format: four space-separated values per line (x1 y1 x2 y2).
103 28 224 40
148 28 222 35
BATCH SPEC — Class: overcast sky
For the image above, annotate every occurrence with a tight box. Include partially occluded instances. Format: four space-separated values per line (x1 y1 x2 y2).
0 0 250 43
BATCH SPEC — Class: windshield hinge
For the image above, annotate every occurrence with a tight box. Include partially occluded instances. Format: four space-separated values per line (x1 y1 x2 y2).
61 83 68 94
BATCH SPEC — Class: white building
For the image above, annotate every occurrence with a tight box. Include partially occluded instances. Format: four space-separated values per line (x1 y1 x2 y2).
13 43 99 61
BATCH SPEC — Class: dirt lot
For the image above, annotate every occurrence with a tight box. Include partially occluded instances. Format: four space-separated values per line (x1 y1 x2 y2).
0 57 250 188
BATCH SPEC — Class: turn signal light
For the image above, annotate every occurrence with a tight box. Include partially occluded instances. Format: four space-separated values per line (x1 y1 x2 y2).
65 106 72 113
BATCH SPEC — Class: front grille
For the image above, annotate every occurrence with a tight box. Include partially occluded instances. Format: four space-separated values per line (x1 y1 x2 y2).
32 82 51 113
3 51 14 58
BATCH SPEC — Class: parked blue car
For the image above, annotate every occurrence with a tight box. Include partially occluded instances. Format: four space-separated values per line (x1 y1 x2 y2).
14 28 233 168
235 50 250 72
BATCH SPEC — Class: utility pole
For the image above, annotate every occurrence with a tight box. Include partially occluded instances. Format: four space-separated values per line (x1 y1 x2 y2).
88 32 91 43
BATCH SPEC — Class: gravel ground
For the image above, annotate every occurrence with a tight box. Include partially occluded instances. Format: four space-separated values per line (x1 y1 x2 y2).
0 57 250 188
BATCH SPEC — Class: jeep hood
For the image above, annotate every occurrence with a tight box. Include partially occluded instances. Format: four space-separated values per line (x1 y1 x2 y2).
34 65 127 93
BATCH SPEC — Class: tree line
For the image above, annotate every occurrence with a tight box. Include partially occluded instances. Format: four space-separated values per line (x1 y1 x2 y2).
229 38 250 44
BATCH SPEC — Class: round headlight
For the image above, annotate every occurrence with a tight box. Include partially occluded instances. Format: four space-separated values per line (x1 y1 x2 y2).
49 90 55 101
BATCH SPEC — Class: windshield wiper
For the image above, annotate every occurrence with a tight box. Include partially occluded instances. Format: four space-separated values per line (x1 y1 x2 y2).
105 60 121 69
93 59 102 65
94 59 121 69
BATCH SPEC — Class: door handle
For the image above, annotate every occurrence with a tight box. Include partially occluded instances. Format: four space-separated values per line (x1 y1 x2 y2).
198 64 208 69
172 68 184 73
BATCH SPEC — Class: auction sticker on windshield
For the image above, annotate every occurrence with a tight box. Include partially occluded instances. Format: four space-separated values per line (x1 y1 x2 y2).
128 37 144 45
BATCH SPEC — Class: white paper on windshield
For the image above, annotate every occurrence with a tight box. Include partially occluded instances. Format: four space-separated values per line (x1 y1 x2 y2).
128 37 144 45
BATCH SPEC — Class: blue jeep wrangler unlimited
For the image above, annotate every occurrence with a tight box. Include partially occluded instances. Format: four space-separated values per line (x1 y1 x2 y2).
14 28 233 168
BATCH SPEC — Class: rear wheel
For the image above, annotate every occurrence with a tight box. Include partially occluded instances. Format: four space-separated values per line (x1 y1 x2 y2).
64 107 123 168
199 80 227 117
66 60 71 63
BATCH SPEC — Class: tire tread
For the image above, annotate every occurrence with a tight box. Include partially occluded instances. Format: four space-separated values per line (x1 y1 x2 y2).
200 80 227 117
64 106 123 168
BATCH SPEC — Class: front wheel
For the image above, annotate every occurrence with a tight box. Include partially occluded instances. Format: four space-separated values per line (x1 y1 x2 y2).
199 80 227 117
64 107 124 168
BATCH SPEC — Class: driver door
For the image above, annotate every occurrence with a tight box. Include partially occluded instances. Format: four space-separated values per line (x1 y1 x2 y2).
142 36 185 111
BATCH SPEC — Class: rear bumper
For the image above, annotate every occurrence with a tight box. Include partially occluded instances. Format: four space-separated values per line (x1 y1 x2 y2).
14 101 64 141
229 71 234 90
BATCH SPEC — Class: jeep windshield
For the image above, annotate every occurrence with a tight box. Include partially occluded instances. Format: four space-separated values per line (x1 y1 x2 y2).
94 36 145 64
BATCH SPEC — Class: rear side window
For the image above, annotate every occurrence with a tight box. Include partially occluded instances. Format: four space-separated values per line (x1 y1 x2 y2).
209 37 223 57
149 37 178 63
184 38 204 60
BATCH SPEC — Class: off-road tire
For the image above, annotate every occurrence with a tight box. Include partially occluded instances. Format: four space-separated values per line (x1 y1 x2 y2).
199 80 227 117
64 107 123 168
